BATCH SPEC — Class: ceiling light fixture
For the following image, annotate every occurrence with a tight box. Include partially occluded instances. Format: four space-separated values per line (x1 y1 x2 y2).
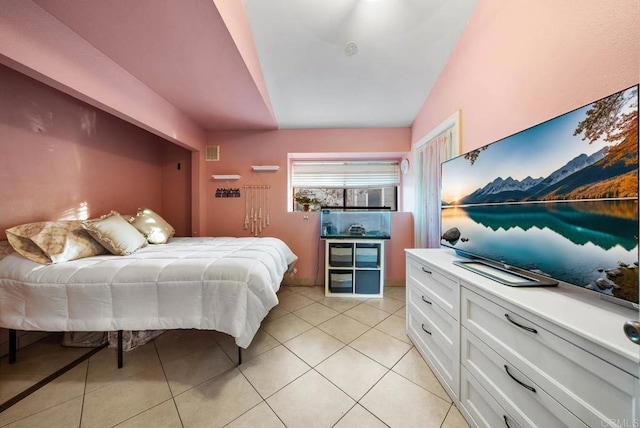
344 41 358 56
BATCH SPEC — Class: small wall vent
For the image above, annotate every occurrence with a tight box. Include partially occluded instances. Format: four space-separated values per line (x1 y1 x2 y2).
205 145 220 161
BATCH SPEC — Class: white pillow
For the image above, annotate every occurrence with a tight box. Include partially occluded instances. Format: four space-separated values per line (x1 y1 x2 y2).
129 208 175 244
82 211 147 255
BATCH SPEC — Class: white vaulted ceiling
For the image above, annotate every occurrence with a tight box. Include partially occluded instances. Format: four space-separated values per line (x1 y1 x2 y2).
243 0 478 128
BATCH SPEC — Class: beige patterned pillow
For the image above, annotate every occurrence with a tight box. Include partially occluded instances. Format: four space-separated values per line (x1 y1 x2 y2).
0 240 15 261
129 208 175 244
83 211 147 255
5 221 107 264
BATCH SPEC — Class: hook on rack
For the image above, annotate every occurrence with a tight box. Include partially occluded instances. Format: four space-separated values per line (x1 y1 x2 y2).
215 188 241 198
243 184 271 236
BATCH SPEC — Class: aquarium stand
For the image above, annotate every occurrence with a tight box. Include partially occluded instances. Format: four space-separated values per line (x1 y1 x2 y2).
324 238 385 298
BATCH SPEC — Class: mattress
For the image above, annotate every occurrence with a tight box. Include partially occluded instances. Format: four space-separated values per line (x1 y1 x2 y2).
0 237 298 348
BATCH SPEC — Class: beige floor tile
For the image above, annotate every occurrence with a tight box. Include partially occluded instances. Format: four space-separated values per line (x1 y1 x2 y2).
0 311 469 428
276 293 315 312
392 347 451 402
239 345 310 398
276 286 297 296
361 371 450 428
364 296 405 314
442 405 470 428
163 343 234 395
344 304 390 327
293 302 339 326
394 306 406 319
263 305 290 322
384 286 406 302
174 368 262 428
284 328 344 366
0 362 88 426
115 399 183 428
81 365 172 428
375 314 411 344
350 329 411 368
267 370 355 428
316 297 363 313
153 329 217 364
218 328 279 364
316 346 388 400
0 335 90 376
0 373 43 403
85 341 161 393
261 313 313 343
291 285 325 301
226 402 285 428
1 396 82 428
334 404 388 428
317 314 370 344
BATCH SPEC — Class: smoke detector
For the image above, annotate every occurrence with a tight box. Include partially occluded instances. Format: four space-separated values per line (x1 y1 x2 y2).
344 41 358 56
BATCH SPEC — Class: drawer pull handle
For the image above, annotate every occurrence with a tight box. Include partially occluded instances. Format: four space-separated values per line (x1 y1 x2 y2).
421 267 432 274
504 314 538 334
421 295 433 305
503 415 512 428
421 323 432 335
504 365 536 393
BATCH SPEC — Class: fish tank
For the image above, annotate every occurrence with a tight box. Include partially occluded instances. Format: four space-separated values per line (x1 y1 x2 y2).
320 208 391 239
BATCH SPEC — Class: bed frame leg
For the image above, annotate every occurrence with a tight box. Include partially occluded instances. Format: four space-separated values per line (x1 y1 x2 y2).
238 346 242 365
117 330 123 369
8 329 16 364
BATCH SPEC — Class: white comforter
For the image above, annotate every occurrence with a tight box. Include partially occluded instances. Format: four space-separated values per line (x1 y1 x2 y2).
0 237 297 348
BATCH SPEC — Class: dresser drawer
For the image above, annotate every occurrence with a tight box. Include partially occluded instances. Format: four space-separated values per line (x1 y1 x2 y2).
407 303 459 401
461 287 635 428
407 285 456 350
462 328 586 428
407 255 458 319
460 368 521 428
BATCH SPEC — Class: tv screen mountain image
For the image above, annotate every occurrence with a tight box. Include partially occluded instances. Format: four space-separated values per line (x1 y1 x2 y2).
440 85 639 306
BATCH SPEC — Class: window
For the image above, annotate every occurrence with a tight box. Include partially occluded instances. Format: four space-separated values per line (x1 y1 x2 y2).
291 160 400 211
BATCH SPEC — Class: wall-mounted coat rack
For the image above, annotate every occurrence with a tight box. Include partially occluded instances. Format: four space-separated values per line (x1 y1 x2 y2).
243 185 270 236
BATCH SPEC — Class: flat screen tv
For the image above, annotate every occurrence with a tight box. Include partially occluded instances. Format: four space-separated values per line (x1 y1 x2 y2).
441 85 639 308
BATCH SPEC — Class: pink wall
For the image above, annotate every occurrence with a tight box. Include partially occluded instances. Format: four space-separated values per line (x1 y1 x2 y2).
0 64 191 238
206 128 413 285
0 0 206 152
0 0 208 236
412 0 640 151
162 144 192 237
214 0 276 125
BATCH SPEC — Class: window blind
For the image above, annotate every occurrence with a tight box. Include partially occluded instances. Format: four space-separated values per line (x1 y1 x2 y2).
291 160 400 188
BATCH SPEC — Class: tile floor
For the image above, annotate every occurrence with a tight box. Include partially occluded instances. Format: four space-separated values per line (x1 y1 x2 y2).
0 286 469 428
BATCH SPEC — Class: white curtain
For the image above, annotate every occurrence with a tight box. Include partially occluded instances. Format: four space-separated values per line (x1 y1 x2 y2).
414 129 457 248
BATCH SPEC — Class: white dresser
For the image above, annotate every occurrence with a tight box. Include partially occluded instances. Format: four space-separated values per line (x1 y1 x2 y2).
405 248 639 428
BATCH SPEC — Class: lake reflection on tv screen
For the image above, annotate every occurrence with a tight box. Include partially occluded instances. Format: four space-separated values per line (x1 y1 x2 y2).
442 200 638 304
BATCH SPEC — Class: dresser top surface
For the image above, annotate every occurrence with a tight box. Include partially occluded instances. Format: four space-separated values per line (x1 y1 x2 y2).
406 248 639 366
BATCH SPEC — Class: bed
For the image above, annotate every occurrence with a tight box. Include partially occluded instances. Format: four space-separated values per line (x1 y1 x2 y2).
0 236 297 366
